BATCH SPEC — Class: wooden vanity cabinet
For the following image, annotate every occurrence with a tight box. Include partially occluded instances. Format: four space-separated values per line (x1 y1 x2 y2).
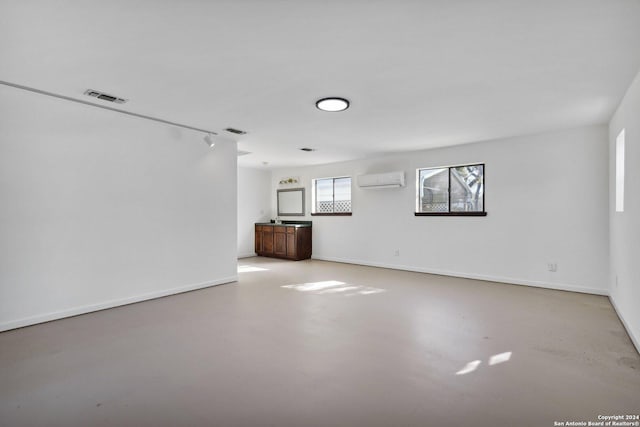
255 224 311 260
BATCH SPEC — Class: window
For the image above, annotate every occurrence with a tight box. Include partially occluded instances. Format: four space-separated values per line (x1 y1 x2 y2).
416 164 485 216
311 177 352 215
616 129 625 212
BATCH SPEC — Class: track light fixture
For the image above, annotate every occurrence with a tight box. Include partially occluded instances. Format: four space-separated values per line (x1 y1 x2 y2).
203 133 216 148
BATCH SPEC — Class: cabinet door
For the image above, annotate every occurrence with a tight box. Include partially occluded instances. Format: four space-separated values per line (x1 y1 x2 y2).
255 226 262 253
297 227 312 260
287 232 296 258
274 229 287 256
262 228 274 254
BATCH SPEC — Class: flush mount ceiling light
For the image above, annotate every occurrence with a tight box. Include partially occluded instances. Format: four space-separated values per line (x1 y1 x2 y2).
203 133 216 148
316 97 350 112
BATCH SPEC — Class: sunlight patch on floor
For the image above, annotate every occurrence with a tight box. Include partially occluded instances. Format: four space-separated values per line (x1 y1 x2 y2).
489 351 512 366
456 351 513 375
456 360 481 375
238 264 269 273
282 280 386 296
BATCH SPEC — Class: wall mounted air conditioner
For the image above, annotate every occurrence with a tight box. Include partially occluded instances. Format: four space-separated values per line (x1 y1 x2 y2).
357 171 406 189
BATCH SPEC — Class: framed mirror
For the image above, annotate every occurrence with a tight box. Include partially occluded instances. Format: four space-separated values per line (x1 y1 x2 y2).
277 188 305 216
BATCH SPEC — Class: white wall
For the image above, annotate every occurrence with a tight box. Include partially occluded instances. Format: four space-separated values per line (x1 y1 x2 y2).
0 85 238 331
237 167 272 257
609 69 640 351
271 125 609 294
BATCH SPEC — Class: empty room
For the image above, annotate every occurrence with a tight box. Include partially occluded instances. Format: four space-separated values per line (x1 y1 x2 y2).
1 1 639 426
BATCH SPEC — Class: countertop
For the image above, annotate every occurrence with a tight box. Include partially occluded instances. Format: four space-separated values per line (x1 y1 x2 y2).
255 221 312 228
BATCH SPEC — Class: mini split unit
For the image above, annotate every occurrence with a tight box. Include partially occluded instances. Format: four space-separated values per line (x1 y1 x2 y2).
357 171 405 189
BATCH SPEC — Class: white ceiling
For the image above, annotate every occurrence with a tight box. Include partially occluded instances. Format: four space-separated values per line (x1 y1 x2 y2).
2 0 640 168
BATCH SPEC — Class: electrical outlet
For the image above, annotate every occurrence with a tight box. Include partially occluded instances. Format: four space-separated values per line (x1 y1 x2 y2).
547 262 557 272
394 249 400 257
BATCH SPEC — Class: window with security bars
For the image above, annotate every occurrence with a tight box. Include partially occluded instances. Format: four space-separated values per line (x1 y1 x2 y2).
312 177 352 215
416 164 486 216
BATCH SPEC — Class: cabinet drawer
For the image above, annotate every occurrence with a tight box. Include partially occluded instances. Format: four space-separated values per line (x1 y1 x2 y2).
286 227 295 234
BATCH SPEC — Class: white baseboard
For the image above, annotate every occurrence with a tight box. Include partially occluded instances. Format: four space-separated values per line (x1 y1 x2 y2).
237 253 257 259
312 255 608 296
609 295 640 354
0 275 238 333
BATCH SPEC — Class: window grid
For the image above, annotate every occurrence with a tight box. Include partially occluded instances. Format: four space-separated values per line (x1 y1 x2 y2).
313 177 352 215
416 164 486 216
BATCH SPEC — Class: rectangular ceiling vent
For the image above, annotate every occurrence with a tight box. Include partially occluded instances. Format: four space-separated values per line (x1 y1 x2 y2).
84 89 127 104
225 127 247 135
237 150 252 156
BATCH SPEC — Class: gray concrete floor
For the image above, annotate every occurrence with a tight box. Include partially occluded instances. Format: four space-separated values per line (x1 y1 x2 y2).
1 257 639 427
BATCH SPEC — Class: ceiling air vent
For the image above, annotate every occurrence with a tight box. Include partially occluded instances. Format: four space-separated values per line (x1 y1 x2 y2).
84 89 127 104
300 148 316 152
237 150 252 157
225 127 247 135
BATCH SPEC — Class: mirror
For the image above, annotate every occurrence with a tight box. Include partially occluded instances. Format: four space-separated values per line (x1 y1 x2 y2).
277 188 305 216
